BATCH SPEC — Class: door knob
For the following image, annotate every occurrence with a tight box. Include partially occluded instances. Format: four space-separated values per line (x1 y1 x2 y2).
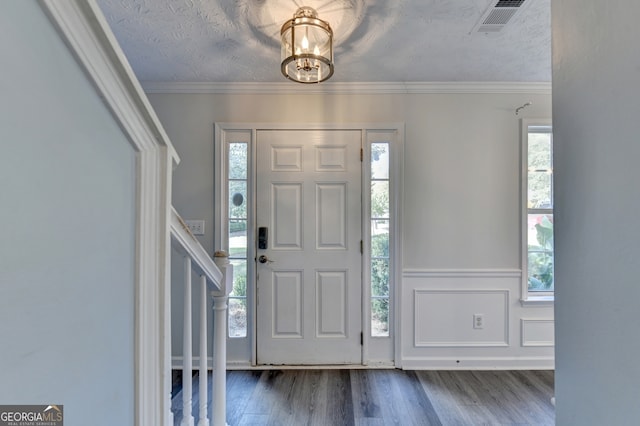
258 255 274 264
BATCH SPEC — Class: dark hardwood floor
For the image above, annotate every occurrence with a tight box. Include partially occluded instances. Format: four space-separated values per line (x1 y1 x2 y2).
172 369 555 425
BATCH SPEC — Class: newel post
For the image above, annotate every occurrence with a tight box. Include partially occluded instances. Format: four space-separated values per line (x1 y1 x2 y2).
212 251 232 426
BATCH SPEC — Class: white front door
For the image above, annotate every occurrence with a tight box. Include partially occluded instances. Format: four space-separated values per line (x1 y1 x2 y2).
255 129 362 365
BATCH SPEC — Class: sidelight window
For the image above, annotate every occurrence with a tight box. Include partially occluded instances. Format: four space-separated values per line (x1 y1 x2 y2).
227 142 248 337
370 142 390 337
522 121 554 301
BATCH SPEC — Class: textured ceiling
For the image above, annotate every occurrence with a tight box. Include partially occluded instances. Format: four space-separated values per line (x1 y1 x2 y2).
96 0 551 83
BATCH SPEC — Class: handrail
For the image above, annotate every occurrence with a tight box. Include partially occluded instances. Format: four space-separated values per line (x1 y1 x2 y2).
170 207 223 292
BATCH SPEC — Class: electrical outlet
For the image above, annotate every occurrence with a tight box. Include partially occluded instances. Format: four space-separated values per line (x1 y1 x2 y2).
185 220 205 236
473 314 484 329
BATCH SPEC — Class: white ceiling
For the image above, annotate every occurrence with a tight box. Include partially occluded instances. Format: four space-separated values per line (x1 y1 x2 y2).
96 0 551 83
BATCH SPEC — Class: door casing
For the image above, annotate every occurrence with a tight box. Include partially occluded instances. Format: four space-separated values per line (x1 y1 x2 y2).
214 123 404 367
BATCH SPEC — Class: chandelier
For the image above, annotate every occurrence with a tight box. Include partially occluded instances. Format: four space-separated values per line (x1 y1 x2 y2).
280 6 334 84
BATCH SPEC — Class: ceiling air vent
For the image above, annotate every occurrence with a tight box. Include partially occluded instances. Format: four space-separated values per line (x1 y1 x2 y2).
471 0 531 36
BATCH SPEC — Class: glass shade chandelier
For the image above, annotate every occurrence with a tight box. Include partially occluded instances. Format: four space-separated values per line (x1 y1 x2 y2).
280 6 334 84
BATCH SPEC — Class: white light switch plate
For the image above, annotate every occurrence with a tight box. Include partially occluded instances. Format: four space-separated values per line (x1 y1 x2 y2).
185 220 205 235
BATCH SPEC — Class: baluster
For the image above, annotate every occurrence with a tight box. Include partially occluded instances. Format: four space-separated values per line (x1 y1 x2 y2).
198 274 209 426
211 294 227 426
213 253 231 426
181 257 194 426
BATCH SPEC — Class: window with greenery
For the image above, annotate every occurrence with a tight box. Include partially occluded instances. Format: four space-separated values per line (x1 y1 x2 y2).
371 143 390 336
525 125 554 293
228 142 248 337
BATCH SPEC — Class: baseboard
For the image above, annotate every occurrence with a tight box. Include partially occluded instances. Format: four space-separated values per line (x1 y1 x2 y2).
173 357 397 370
227 364 397 370
400 356 554 370
173 355 553 370
226 361 254 370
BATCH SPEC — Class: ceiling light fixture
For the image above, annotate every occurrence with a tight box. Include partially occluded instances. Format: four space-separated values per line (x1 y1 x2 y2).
280 6 334 84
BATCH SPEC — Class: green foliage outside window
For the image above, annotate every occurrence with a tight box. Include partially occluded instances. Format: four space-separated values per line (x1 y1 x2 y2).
232 273 247 305
371 233 389 329
528 215 554 290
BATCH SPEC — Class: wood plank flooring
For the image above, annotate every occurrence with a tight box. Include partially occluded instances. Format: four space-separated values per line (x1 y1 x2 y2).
172 369 555 426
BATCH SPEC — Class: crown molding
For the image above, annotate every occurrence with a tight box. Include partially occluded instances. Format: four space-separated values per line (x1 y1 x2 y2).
141 81 552 95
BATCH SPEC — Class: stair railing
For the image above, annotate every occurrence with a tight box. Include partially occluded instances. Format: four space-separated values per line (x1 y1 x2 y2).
170 207 232 426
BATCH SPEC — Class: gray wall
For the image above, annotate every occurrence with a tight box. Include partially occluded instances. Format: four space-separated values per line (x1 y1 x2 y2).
149 90 555 367
0 2 136 425
553 1 640 424
149 91 550 266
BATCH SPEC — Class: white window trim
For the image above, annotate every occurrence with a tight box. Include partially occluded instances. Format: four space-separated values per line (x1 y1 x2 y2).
363 129 404 366
214 126 255 365
520 118 554 306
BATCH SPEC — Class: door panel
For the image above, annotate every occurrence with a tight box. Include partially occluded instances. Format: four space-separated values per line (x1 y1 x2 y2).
256 129 362 365
316 270 347 336
272 183 302 248
272 271 303 337
316 183 347 248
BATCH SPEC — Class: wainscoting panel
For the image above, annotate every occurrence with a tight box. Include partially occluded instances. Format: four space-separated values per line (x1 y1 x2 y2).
401 269 555 370
414 290 509 347
521 319 555 347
